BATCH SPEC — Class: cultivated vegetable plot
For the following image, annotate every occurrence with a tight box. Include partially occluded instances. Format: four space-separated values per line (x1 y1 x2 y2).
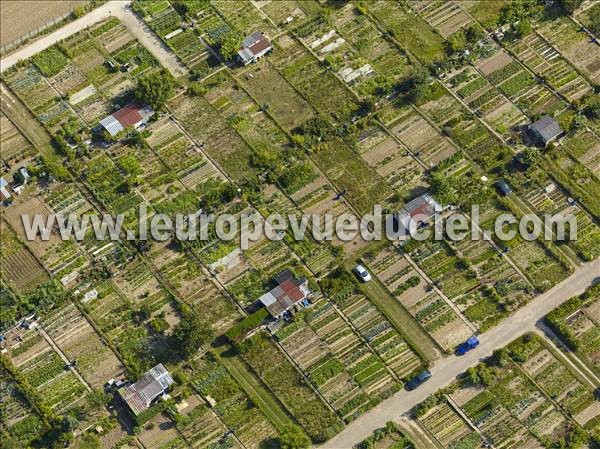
332 293 424 379
203 71 289 167
477 199 569 291
332 4 412 91
238 61 314 132
259 0 307 25
0 113 35 166
0 366 48 447
445 66 528 136
365 246 471 351
40 303 124 389
253 185 337 275
520 177 600 262
239 332 343 442
16 346 86 412
367 0 446 65
83 154 143 214
174 397 229 448
136 1 212 72
354 124 427 198
476 50 566 116
0 221 48 293
546 285 600 377
418 401 475 447
534 15 600 84
312 136 391 214
190 354 278 449
562 129 600 177
213 0 279 37
3 64 80 131
283 163 367 255
169 94 259 182
277 297 397 421
381 105 457 167
146 118 222 189
149 244 241 333
84 280 169 373
409 0 473 38
508 33 592 102
270 35 359 123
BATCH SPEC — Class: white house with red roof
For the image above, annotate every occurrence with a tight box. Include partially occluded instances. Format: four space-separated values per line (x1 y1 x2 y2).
237 32 272 65
259 269 310 319
99 102 154 137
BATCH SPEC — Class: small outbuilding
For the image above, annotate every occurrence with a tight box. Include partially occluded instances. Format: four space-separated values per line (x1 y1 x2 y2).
118 363 174 416
495 179 512 196
393 193 445 236
237 32 272 65
259 270 310 319
98 102 154 137
527 115 562 147
0 178 11 201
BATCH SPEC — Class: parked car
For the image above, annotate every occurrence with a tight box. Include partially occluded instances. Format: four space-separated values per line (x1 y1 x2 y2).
405 370 432 390
455 336 480 356
353 264 371 282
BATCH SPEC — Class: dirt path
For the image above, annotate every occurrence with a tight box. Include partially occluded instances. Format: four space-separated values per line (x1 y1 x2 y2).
319 257 600 449
0 0 187 78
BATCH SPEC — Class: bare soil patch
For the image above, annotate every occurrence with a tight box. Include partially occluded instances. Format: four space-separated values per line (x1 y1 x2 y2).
0 1 86 46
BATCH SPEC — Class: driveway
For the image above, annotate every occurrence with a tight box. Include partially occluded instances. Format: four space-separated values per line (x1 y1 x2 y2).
320 257 600 449
0 0 187 78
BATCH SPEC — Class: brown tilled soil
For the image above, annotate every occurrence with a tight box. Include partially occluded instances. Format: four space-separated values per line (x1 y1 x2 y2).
0 0 86 46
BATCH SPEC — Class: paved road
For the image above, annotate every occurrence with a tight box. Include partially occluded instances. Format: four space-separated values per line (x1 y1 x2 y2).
321 257 600 449
0 0 187 77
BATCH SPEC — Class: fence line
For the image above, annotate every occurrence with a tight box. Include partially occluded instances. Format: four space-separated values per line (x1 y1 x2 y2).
1 10 73 54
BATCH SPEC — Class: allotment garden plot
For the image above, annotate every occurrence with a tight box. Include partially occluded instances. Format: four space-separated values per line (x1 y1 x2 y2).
364 246 472 352
8 329 88 414
475 49 566 117
189 353 279 449
0 221 48 293
0 366 49 448
276 296 401 422
40 303 124 388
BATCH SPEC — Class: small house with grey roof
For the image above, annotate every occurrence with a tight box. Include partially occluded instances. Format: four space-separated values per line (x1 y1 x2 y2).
527 115 562 147
118 363 174 416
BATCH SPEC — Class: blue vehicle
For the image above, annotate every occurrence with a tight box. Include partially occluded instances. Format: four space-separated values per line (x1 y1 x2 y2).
405 370 432 390
455 336 480 356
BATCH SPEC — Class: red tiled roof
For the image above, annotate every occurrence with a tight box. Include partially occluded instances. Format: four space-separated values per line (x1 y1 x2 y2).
112 102 144 128
248 37 271 55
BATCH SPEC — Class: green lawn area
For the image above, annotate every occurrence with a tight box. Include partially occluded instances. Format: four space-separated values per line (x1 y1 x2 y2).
465 1 505 29
215 346 295 431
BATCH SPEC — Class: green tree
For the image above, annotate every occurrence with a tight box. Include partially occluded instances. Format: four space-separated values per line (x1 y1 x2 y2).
465 24 485 44
171 309 212 359
514 19 532 38
582 94 600 119
430 173 458 205
219 32 242 61
570 114 588 133
135 69 175 110
278 425 311 449
519 146 542 167
446 31 466 54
